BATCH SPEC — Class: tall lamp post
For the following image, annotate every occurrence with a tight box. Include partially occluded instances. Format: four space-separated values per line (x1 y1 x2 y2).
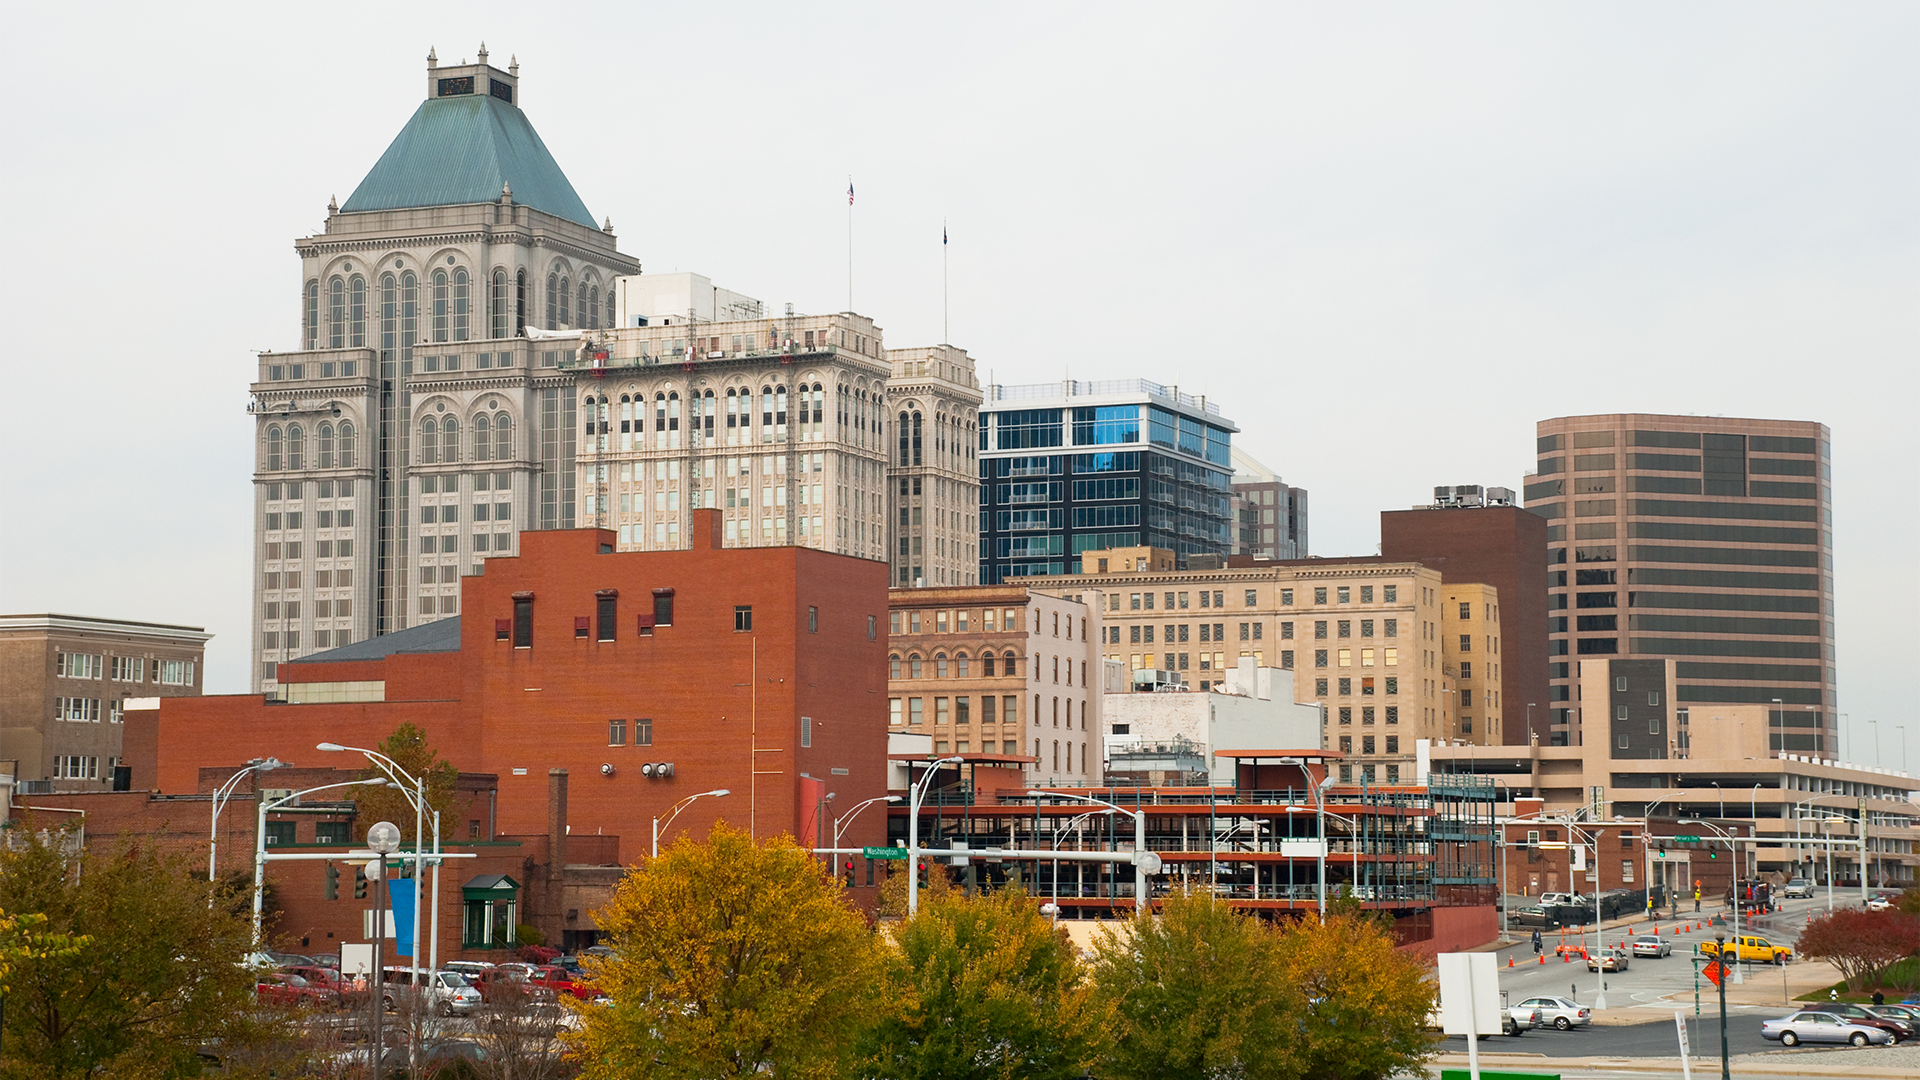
365 820 402 1080
907 757 964 916
1682 819 1744 983
252 777 387 948
317 743 447 988
1029 790 1158 914
210 757 286 883
653 788 731 858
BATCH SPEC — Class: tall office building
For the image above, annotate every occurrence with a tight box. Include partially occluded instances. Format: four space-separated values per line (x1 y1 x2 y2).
884 345 983 587
977 380 1237 584
1524 414 1833 753
1229 448 1308 560
248 49 639 691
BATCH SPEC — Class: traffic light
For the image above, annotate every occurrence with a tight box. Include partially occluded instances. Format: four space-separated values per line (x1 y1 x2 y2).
844 861 855 888
918 861 928 887
325 862 340 900
1708 848 1718 860
354 866 369 899
1657 842 1667 860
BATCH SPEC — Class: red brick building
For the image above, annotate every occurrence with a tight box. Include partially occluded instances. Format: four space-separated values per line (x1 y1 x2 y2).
126 511 890 953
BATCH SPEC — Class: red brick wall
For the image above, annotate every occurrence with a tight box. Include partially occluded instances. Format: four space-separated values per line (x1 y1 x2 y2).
152 518 892 870
1400 904 1498 958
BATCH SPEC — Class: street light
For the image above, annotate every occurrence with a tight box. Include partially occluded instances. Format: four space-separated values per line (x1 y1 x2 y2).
1681 819 1744 984
653 788 731 858
1029 790 1159 914
1711 782 1723 819
1284 802 1359 916
907 757 965 916
830 795 901 855
252 777 387 948
365 820 401 1080
1052 808 1117 915
317 742 437 989
210 757 287 883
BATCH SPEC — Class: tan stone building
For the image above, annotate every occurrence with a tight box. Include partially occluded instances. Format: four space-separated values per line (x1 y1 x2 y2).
883 345 983 588
1440 582 1504 746
887 586 1102 786
1027 552 1492 785
0 615 210 794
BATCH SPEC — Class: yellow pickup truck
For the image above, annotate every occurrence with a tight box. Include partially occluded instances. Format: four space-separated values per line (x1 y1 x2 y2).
1698 935 1792 965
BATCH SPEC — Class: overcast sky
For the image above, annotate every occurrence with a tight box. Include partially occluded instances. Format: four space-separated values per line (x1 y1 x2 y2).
3 3 1914 771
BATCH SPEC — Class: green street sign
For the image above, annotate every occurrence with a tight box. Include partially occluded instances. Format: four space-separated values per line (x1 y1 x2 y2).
863 846 909 860
1672 835 1701 842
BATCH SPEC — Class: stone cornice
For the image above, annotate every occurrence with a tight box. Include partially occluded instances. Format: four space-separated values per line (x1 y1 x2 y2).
295 226 638 274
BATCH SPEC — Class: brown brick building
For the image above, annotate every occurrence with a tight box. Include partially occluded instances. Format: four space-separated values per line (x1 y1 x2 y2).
1380 504 1550 747
0 614 210 794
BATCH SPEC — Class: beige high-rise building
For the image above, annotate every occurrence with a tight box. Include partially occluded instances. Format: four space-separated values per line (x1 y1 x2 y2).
1440 582 1504 746
247 49 639 692
1525 414 1834 752
1027 552 1482 785
884 345 983 588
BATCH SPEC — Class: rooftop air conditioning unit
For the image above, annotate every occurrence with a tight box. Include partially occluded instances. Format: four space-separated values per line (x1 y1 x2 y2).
1454 485 1484 506
1486 486 1515 506
1433 486 1457 506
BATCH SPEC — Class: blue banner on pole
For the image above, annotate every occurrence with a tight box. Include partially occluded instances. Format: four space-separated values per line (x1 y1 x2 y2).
389 877 417 957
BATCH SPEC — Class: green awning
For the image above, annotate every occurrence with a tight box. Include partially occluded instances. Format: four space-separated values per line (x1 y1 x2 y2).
462 873 519 900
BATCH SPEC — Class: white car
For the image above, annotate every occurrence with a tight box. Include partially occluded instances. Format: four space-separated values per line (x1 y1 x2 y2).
1783 879 1813 899
1867 894 1898 912
1629 934 1673 958
1513 995 1592 1031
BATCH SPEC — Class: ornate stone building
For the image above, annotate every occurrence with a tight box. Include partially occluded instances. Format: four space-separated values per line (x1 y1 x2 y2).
248 48 638 691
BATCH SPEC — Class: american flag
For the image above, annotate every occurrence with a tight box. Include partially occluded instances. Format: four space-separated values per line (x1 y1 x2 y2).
848 181 855 206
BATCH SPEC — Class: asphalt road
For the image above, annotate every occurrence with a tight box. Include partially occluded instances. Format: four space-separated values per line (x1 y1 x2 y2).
1465 892 1849 1056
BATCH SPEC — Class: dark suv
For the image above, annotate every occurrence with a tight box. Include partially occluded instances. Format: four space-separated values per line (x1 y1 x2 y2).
1826 1002 1910 1042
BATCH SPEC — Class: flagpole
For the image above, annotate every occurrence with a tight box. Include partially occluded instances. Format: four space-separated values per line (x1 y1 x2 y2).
943 218 949 345
847 177 854 314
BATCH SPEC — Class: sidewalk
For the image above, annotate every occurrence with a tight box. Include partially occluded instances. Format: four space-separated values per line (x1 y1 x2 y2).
1432 1046 1920 1079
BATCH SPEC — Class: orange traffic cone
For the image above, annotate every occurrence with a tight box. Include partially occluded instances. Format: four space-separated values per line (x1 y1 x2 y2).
1538 954 1545 965
1508 956 1515 968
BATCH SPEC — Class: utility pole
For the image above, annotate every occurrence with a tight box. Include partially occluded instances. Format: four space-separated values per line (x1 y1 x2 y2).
1715 931 1730 1080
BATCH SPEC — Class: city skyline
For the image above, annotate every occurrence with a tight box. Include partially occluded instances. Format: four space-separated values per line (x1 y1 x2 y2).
1 5 1913 772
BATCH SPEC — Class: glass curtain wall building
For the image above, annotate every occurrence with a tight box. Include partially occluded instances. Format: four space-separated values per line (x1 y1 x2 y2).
978 380 1236 583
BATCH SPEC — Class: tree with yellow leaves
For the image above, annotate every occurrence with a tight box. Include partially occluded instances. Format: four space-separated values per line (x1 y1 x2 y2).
570 825 883 1080
860 887 1109 1080
1270 910 1437 1080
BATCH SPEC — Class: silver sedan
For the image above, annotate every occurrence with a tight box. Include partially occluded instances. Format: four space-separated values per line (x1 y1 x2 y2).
1762 1010 1894 1047
1629 934 1673 958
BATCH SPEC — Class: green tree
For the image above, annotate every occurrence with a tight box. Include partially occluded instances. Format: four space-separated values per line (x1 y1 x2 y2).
862 887 1108 1080
350 721 462 845
570 825 882 1080
1271 912 1438 1080
1088 887 1297 1080
0 825 275 1079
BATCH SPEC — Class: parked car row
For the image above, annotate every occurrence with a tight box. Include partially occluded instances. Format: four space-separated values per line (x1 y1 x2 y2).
1762 1002 1920 1047
248 952 606 1013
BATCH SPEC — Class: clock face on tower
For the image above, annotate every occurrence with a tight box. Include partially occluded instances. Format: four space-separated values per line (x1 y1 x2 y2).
437 76 475 98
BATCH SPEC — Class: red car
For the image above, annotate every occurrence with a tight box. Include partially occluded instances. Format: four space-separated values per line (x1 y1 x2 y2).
255 972 340 1009
526 964 603 1001
284 965 366 1006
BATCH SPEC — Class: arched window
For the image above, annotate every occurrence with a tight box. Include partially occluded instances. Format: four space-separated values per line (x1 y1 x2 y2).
588 285 600 329
1004 650 1019 676
812 383 825 424
338 421 355 468
265 426 283 471
668 392 680 431
701 389 715 436
955 652 970 677
286 424 305 470
453 269 470 341
440 416 459 464
495 415 513 460
761 386 774 430
576 281 587 329
558 276 571 326
327 278 345 348
318 423 335 469
897 412 910 465
380 273 397 351
934 652 948 678
419 417 439 464
909 654 923 679
911 412 924 465
654 393 667 432
545 273 559 329
473 414 492 461
726 389 739 431
431 270 449 342
348 276 367 348
515 269 527 335
304 281 320 349
982 653 996 677
490 269 509 339
399 272 418 354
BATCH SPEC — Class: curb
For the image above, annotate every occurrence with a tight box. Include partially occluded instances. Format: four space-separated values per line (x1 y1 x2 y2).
1432 1051 1918 1078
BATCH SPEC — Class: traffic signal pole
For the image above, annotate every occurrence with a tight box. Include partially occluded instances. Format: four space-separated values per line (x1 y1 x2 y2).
1716 931 1729 1080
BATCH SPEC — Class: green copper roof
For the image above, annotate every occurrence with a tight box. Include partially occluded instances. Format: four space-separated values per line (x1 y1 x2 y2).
342 94 596 228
